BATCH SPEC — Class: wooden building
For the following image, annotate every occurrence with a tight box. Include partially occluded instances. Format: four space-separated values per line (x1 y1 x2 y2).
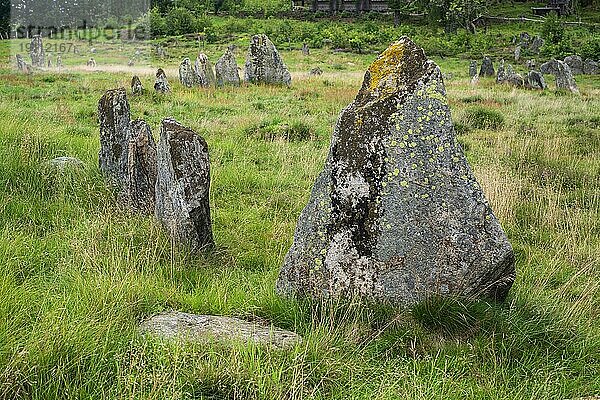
292 0 390 12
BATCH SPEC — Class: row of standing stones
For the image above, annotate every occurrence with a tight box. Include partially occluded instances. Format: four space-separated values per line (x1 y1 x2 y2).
100 36 515 346
470 53 599 94
130 34 292 96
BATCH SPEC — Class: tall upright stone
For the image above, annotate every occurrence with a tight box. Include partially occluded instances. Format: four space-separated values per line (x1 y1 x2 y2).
469 60 478 79
126 120 157 212
98 89 157 212
15 54 27 72
540 59 579 94
98 88 131 184
244 34 292 86
155 119 214 251
29 35 45 68
56 55 63 69
480 56 495 77
195 54 216 88
179 58 196 88
525 70 547 90
496 59 506 83
131 75 144 95
215 48 240 87
154 68 171 93
276 37 515 306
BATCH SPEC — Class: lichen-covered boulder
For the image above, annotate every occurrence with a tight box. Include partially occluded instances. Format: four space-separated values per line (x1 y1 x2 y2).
29 35 45 68
131 75 144 95
215 48 240 87
56 55 63 69
583 59 599 75
514 46 521 62
195 54 216 88
540 59 579 94
529 36 544 54
155 118 214 251
154 68 170 93
469 60 478 79
126 120 157 212
98 88 131 184
179 58 196 88
525 70 547 90
276 37 515 306
480 56 495 77
564 55 583 75
244 34 292 86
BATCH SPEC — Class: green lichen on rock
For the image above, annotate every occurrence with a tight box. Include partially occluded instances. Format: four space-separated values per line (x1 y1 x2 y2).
277 37 515 306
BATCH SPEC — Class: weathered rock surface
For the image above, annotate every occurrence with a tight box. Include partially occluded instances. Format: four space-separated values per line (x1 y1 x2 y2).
302 43 310 56
529 36 544 54
56 55 63 69
526 59 536 70
98 88 131 184
139 311 301 348
29 35 44 68
126 120 157 212
179 57 196 88
195 54 216 88
98 89 157 212
564 55 583 75
480 56 495 77
215 48 240 87
155 118 214 251
244 34 292 86
469 60 478 79
525 70 547 90
87 58 97 67
276 37 515 306
131 75 144 95
507 71 524 87
154 68 170 93
514 45 521 62
540 59 579 93
583 59 599 75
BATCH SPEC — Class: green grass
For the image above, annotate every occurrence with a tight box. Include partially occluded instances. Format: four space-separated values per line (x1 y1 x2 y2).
1 28 599 399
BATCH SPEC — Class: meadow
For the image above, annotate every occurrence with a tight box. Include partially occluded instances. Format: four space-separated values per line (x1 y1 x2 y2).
0 27 599 399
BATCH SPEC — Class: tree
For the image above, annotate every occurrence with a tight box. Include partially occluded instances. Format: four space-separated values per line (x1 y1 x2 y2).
417 0 488 33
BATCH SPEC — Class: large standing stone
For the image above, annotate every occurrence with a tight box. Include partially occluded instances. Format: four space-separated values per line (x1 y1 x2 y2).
469 60 478 79
98 88 131 184
564 55 583 75
540 59 579 94
155 118 214 251
154 68 171 93
56 55 63 69
126 120 157 212
525 70 547 90
179 58 196 88
276 37 515 306
29 35 45 68
195 54 216 88
514 46 521 62
215 48 240 87
480 56 495 77
131 75 144 95
244 34 292 86
98 89 157 212
529 36 544 54
583 59 599 75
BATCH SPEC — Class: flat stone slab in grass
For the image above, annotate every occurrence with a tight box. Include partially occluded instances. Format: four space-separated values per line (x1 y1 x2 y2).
139 311 301 349
277 37 515 307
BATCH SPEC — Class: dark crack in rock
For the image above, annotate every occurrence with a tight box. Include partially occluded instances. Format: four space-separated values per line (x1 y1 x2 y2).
139 311 301 349
155 118 214 251
277 37 515 307
244 34 292 86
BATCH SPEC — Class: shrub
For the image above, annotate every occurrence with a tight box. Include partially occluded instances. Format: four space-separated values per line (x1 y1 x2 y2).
541 12 565 45
464 106 505 131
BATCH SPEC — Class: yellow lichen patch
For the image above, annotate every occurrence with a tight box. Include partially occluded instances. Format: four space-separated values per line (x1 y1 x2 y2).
367 42 406 91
